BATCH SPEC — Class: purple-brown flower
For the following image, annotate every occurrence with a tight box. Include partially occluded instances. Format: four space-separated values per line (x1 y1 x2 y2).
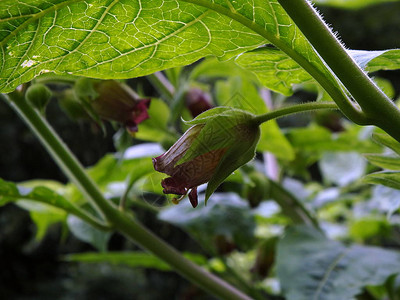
153 107 260 207
185 88 213 118
75 79 150 133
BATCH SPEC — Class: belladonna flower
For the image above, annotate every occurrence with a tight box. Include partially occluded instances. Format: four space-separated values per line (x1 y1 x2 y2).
185 87 213 117
74 79 150 133
153 107 260 207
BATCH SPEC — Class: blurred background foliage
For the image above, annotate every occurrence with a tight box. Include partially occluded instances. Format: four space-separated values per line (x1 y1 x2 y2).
2 1 400 299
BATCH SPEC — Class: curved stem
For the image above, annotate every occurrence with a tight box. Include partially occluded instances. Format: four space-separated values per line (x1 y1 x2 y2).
252 102 338 126
276 0 400 141
1 91 252 300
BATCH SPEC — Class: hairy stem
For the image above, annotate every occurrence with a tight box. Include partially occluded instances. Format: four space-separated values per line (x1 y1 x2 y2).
2 91 252 300
252 102 338 126
276 0 400 141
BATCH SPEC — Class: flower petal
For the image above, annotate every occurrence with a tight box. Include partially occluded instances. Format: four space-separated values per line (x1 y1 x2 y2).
188 188 198 208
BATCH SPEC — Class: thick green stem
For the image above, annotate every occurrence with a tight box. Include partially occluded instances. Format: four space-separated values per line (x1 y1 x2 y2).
2 92 252 300
252 102 338 126
276 0 400 142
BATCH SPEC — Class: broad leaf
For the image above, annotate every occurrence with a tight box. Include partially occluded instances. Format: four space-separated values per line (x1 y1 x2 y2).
236 48 400 97
0 0 345 101
0 0 264 92
159 193 256 250
277 226 400 300
235 47 314 96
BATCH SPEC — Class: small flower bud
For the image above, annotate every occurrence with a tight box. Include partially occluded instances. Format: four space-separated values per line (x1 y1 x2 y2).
185 88 213 117
25 84 52 114
74 78 150 133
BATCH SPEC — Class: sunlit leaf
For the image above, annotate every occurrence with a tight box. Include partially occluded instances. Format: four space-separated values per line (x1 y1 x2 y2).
0 0 264 92
235 47 314 96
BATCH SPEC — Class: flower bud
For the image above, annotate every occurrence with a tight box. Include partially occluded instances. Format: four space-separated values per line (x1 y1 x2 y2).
185 88 213 117
26 83 52 114
153 107 260 207
74 78 150 133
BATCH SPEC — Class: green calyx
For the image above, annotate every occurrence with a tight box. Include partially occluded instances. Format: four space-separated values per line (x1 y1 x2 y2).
179 107 261 203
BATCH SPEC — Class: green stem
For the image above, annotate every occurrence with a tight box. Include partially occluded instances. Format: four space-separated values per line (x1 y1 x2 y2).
1 91 252 300
147 72 175 100
276 0 400 142
252 102 338 126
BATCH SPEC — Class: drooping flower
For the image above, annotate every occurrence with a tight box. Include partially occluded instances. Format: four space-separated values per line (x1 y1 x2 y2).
153 107 260 207
74 78 150 133
185 88 213 117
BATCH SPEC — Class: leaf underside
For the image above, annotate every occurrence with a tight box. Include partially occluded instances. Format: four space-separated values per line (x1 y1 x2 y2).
277 226 400 300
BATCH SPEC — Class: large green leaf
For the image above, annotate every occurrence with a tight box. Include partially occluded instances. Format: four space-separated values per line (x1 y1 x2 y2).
159 193 256 250
235 47 314 96
0 0 344 97
0 0 264 92
277 226 400 300
236 48 400 96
